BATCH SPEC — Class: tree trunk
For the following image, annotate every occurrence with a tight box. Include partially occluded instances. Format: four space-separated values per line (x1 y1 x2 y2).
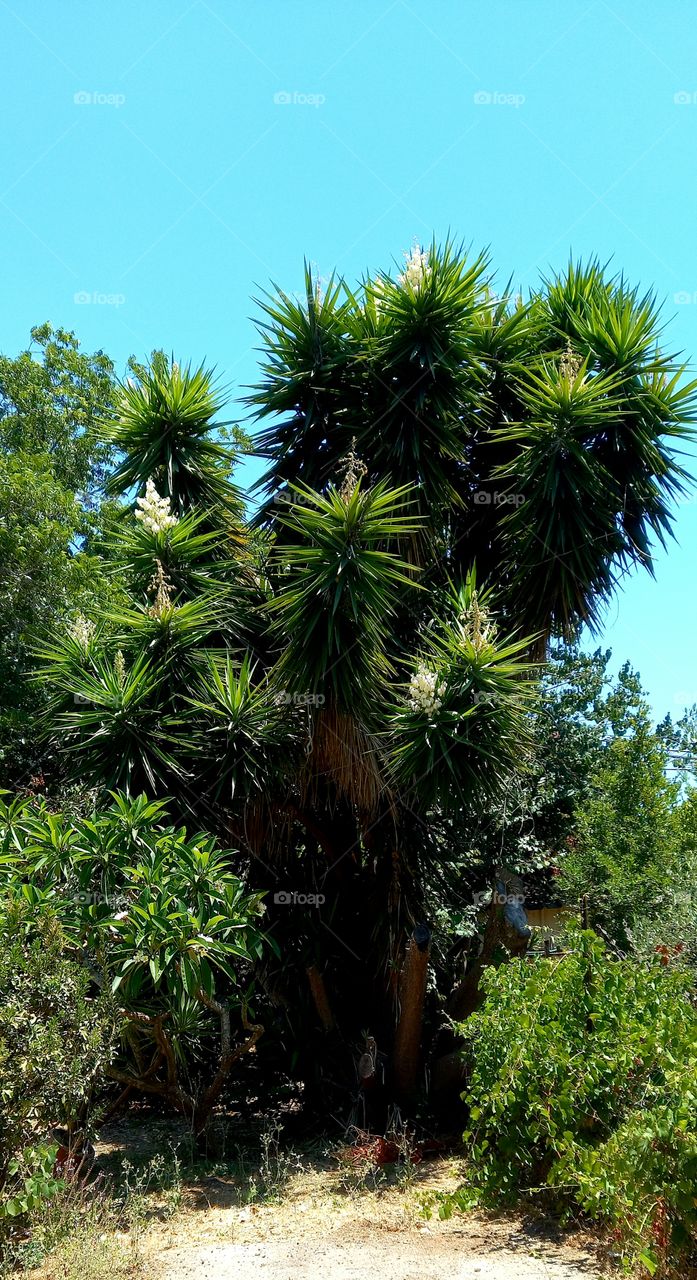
306 963 335 1031
392 923 431 1105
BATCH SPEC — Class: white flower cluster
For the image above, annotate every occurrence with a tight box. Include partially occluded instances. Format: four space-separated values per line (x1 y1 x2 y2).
148 560 174 618
135 479 178 536
398 243 431 292
560 338 582 381
462 592 496 654
114 649 126 689
70 614 95 649
408 664 443 715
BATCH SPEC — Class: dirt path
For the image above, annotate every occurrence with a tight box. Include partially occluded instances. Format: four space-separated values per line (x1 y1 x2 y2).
93 1122 606 1280
147 1188 604 1280
155 1226 602 1280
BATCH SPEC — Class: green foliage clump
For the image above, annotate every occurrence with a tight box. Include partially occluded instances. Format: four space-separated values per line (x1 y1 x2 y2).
0 903 116 1228
0 324 119 781
439 931 697 1274
250 250 697 641
103 353 244 519
559 668 684 947
0 791 272 1135
555 658 697 967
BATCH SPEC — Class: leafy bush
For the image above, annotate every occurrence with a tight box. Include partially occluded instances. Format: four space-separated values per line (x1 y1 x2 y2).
0 790 273 1135
629 785 697 976
442 931 697 1274
557 1059 697 1274
0 903 116 1230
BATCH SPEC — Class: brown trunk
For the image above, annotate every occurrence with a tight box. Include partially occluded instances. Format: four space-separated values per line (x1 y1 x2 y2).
433 883 531 1107
447 900 505 1022
193 1019 263 1132
107 1005 263 1135
306 964 335 1031
392 925 430 1105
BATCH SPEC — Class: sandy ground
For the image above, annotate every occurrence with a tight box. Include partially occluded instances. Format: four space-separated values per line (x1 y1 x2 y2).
152 1220 603 1280
68 1117 607 1280
141 1163 605 1280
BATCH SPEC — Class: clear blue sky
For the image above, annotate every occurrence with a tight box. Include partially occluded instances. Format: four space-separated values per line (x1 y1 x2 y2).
2 0 697 720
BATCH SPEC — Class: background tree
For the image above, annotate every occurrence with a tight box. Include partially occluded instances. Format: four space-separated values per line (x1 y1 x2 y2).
0 325 119 784
557 659 697 964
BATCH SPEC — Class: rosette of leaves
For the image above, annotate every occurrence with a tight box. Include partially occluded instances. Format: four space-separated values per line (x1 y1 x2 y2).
387 576 537 810
104 354 243 521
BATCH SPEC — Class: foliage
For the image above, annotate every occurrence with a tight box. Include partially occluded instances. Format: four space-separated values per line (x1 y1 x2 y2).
0 325 119 782
0 453 83 773
560 1060 697 1276
0 323 115 496
628 786 697 971
437 931 697 1274
557 661 697 954
424 645 643 962
387 575 537 811
0 901 116 1229
36 641 188 796
268 479 421 716
22 243 697 1112
109 507 239 601
0 1145 63 1229
250 249 696 642
0 791 272 1134
437 645 697 976
104 353 243 519
1 1151 173 1279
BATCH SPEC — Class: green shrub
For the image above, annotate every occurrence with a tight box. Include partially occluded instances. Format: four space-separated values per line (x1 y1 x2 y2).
0 904 116 1231
442 931 697 1274
0 790 273 1136
557 1059 697 1274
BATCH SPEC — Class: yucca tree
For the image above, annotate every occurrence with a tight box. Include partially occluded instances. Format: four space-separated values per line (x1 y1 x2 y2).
251 247 696 645
105 353 244 523
244 243 694 1104
36 466 534 1110
34 241 696 1118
